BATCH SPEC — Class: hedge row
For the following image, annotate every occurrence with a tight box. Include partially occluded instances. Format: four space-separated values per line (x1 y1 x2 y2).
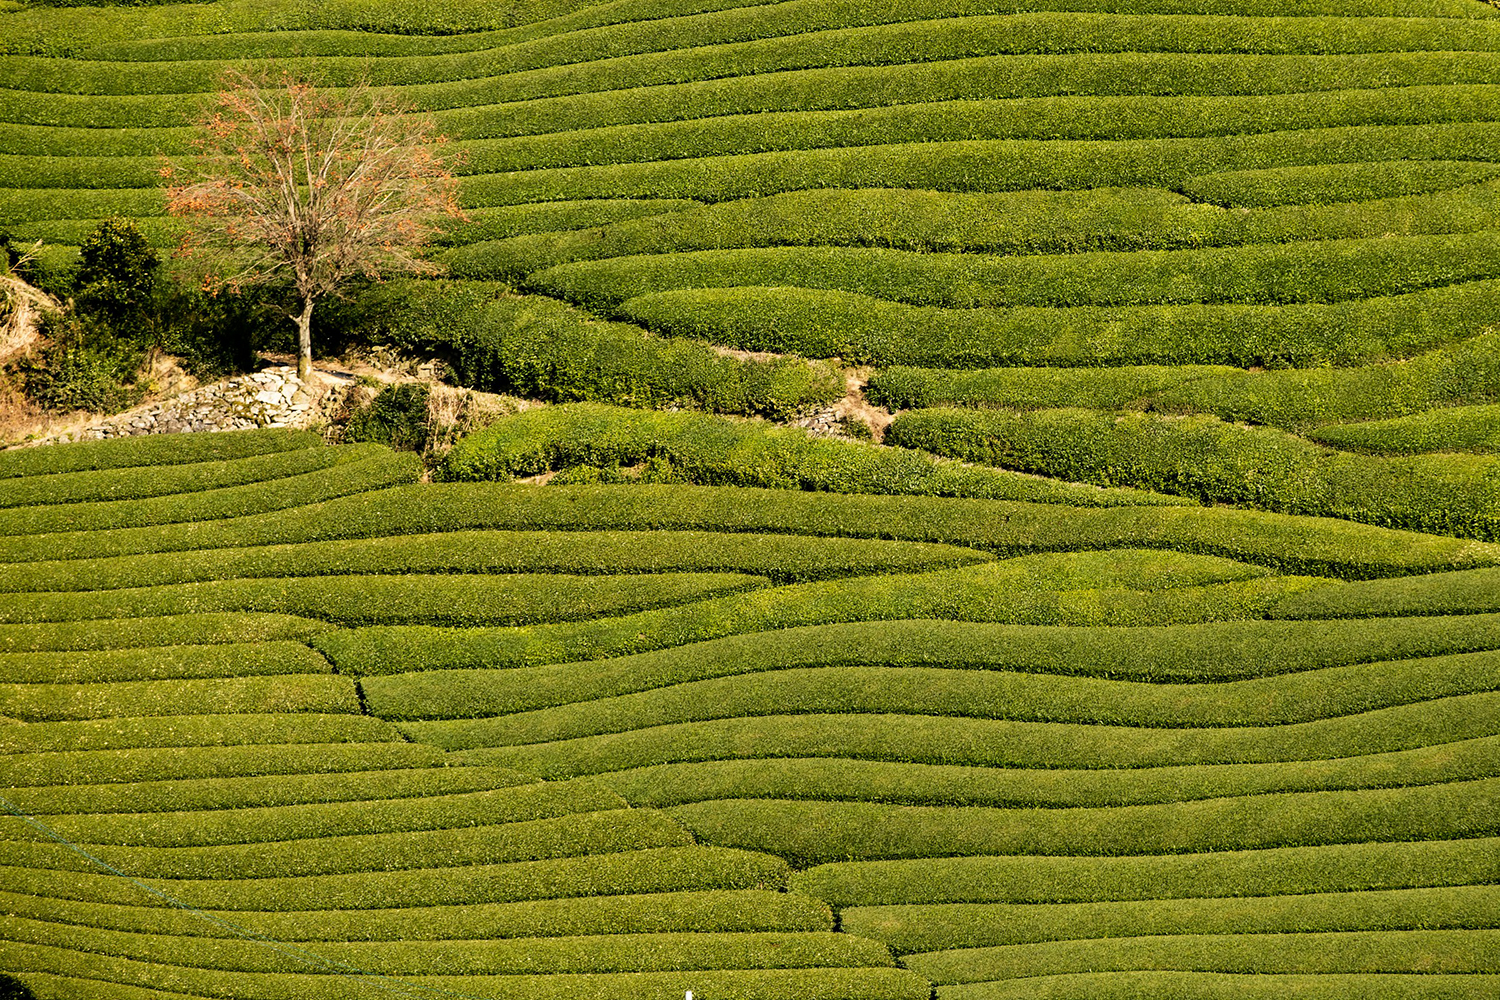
330 281 840 419
449 180 1500 280
1183 159 1500 207
0 613 330 653
341 566 1324 686
454 120 1500 208
3 764 532 816
843 884 1500 954
0 954 928 1000
616 278 1500 369
372 650 1500 739
0 741 442 788
0 888 829 942
0 448 421 537
0 429 318 479
940 971 1500 1000
1307 405 1500 455
0 641 326 682
602 735 1500 810
0 808 692 879
1 843 789 910
906 929 1500 983
326 612 1500 688
36 778 622 847
792 836 1500 908
2 530 989 593
0 444 365 510
0 923 892 976
1149 330 1500 428
0 571 767 627
0 712 401 754
439 403 1183 507
0 674 357 722
867 329 1500 423
665 778 1500 866
526 230 1500 315
887 408 1500 538
1273 566 1500 620
443 692 1500 772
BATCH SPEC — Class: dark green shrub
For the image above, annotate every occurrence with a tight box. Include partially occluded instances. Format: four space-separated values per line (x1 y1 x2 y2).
0 976 36 1000
20 312 144 414
345 382 432 452
75 215 157 321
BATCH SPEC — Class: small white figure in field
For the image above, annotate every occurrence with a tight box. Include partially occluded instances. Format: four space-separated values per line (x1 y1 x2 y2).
685 992 693 1000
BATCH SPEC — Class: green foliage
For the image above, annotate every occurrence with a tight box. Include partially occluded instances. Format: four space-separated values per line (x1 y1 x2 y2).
887 407 1500 538
0 428 319 479
439 403 1183 507
332 281 840 419
1183 160 1500 207
344 382 432 452
0 674 358 721
616 279 1500 369
19 313 145 414
1307 405 1500 454
0 612 330 653
74 215 157 320
0 642 326 682
866 364 1237 412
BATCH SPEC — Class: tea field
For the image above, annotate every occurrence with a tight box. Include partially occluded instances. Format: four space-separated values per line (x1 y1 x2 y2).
5 0 1500 997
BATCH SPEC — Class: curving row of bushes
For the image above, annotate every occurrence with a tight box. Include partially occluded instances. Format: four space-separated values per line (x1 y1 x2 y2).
1307 405 1500 455
0 674 357 722
0 428 319 479
888 407 1500 538
0 642 328 682
0 612 331 653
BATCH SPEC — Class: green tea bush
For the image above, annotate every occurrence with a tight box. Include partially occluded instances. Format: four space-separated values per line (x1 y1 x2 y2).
525 230 1500 313
1307 405 1500 454
1274 567 1500 619
616 279 1500 369
0 529 988 592
667 778 1500 866
604 736 1500 811
887 408 1500 538
0 674 357 722
0 448 421 536
445 692 1500 773
0 612 329 653
0 443 366 509
438 403 1181 507
3 763 530 816
906 929 1499 984
37 778 622 847
1183 159 1500 207
843 884 1500 954
940 971 1500 999
335 281 840 419
343 382 432 453
0 740 440 787
0 642 326 682
866 364 1237 412
0 888 829 942
790 836 1500 908
0 571 767 627
0 429 318 479
0 712 400 754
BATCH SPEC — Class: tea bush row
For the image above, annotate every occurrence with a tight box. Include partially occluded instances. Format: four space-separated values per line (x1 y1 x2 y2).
616 279 1500 369
3 764 531 816
443 692 1500 771
36 778 623 847
439 403 1182 507
869 331 1500 429
1184 159 1500 207
0 444 367 510
0 613 331 653
0 808 692 879
844 884 1500 954
1 530 987 592
364 651 1500 736
0 674 357 722
0 448 420 537
0 571 766 627
888 408 1500 538
940 970 1500 1000
0 888 829 942
1308 405 1500 455
602 736 1500 811
449 180 1500 279
325 612 1500 686
666 777 1500 866
0 641 324 682
334 281 840 419
0 429 318 479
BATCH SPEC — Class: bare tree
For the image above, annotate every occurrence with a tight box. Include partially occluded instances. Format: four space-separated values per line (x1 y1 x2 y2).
164 69 464 379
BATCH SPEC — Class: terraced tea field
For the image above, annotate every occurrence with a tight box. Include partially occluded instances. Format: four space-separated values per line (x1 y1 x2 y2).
6 0 1500 996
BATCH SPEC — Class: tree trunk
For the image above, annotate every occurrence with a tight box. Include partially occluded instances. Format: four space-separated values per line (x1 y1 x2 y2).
295 297 314 380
